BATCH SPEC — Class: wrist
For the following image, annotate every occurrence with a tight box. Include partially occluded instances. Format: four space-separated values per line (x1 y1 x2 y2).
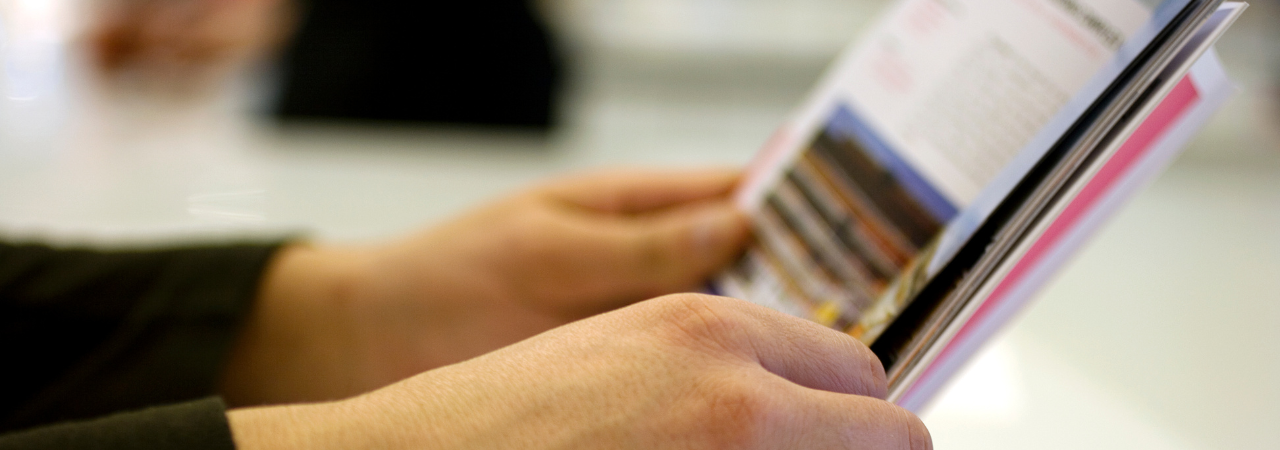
219 243 379 405
229 386 456 450
227 399 375 450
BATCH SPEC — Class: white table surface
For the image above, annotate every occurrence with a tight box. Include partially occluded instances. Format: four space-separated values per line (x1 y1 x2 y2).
3 0 1279 448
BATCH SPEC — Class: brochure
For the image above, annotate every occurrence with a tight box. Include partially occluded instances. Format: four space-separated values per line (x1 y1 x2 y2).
710 0 1245 409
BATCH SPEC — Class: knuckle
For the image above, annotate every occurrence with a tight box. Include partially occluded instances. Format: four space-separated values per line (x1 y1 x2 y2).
647 294 744 342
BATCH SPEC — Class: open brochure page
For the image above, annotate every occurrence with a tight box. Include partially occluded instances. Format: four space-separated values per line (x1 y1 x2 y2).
895 2 1245 407
714 0 1158 344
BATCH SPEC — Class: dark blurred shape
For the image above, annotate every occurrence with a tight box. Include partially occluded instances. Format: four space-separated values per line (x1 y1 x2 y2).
274 0 564 130
0 242 278 433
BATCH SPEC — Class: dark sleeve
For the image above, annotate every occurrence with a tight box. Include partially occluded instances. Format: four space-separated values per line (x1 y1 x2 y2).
0 242 282 434
0 398 236 450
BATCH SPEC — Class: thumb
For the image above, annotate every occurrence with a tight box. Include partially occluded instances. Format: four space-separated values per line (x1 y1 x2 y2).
613 202 751 297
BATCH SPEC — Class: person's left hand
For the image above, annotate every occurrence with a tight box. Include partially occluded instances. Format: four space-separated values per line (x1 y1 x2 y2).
219 168 751 406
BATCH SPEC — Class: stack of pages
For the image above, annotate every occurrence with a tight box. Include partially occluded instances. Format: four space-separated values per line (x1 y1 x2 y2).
711 0 1246 411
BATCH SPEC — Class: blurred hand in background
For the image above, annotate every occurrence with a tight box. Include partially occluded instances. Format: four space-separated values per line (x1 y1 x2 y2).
90 0 295 91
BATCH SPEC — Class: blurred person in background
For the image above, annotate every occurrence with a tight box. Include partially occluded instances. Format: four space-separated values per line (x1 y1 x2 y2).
91 0 563 129
0 169 932 449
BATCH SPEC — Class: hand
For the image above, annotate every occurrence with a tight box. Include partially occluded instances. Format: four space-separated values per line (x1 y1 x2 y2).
227 294 932 450
219 169 751 406
90 0 294 90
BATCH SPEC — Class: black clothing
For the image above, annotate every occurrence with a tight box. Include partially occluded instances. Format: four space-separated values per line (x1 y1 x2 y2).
0 242 281 449
0 398 235 450
275 0 564 129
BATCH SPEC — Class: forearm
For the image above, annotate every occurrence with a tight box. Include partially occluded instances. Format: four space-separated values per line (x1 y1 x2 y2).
227 403 347 450
227 395 417 450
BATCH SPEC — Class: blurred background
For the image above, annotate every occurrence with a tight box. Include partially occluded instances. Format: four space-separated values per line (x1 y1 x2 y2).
1 0 1278 448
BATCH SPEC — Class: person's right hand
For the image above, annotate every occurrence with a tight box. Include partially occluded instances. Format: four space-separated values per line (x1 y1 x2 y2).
227 294 931 449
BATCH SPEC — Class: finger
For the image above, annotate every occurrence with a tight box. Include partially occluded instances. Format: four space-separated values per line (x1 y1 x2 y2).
542 168 740 213
644 295 887 399
596 201 750 297
781 390 932 450
729 299 889 399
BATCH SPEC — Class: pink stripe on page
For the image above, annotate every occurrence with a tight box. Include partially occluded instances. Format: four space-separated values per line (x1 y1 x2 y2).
908 76 1202 397
987 76 1200 308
